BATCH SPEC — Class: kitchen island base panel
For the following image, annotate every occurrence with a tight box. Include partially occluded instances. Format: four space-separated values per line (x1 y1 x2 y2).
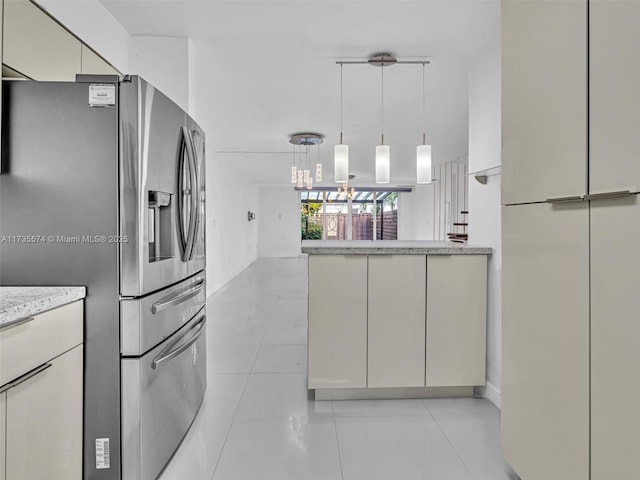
314 386 473 401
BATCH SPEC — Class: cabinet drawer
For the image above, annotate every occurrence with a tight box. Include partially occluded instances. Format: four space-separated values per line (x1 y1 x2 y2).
0 300 83 386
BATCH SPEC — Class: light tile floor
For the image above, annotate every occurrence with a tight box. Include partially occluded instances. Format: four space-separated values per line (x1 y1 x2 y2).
159 256 519 480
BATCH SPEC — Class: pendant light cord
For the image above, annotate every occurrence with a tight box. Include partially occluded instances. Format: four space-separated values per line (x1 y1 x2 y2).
422 63 426 145
381 64 384 145
340 64 344 144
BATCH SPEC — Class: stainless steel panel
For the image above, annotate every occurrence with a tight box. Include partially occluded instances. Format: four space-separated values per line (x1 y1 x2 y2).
121 310 207 480
119 76 206 297
1 80 121 480
121 272 206 356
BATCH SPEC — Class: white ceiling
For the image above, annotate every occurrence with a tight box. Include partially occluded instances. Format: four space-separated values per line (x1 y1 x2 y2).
101 0 500 187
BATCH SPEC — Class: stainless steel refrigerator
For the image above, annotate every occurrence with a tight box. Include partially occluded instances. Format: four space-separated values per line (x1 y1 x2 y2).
0 75 207 480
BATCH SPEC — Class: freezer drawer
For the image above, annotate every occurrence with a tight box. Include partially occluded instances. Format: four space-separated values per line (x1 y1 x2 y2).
121 309 207 480
121 272 206 356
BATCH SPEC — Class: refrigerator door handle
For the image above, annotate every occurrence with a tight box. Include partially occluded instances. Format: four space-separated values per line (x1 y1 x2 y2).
184 129 199 261
151 315 206 369
151 280 205 314
177 127 190 261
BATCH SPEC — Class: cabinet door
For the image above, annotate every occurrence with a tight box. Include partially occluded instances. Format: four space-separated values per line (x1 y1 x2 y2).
0 392 5 480
6 345 83 479
591 194 640 480
590 1 640 194
308 255 367 389
3 0 81 80
81 44 119 75
425 255 486 386
502 202 589 480
368 255 425 388
502 0 587 204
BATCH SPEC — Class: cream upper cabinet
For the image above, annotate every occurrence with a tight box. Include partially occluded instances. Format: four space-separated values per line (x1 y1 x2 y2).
367 255 426 388
3 0 81 80
308 255 368 389
425 255 486 387
502 0 587 205
590 194 640 480
589 1 640 194
81 44 118 75
502 202 590 480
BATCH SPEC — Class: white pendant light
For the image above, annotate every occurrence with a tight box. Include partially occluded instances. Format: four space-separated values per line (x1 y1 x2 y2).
376 64 390 184
376 145 390 184
416 63 432 184
334 64 349 183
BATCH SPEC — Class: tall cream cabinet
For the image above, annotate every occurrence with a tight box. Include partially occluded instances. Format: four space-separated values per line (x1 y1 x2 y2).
0 300 84 480
502 1 640 479
501 0 587 205
502 203 590 480
589 1 640 195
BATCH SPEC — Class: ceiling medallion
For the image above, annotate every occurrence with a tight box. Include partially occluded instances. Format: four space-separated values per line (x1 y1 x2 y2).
289 133 324 146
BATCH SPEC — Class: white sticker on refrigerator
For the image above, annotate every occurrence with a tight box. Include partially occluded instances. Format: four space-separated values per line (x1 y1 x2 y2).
95 438 111 469
89 84 116 107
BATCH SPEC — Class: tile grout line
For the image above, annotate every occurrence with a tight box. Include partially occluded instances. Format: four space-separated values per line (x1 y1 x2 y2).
422 399 476 480
207 306 268 480
331 399 346 480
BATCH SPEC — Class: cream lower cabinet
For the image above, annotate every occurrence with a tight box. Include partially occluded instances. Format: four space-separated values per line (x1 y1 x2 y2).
0 300 83 480
308 255 368 389
426 255 486 387
5 345 83 479
0 392 5 480
502 203 590 480
368 255 426 388
591 194 640 480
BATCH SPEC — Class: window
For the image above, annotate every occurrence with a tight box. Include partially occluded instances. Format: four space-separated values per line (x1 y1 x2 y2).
300 190 400 240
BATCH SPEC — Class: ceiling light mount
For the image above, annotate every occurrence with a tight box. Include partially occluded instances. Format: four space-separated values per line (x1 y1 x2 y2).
368 52 398 67
289 133 324 146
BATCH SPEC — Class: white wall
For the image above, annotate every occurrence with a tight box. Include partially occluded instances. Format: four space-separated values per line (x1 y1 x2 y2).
35 0 130 73
258 186 301 257
189 39 260 295
469 29 501 175
467 29 502 408
398 186 435 240
130 36 189 112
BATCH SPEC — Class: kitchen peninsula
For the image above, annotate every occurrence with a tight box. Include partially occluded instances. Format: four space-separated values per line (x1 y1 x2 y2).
301 240 492 400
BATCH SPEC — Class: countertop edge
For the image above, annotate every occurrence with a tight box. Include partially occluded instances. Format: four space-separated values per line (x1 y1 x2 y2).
0 287 87 327
301 246 492 255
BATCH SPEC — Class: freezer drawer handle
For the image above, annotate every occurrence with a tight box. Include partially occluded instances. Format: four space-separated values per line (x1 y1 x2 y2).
151 280 205 314
0 362 52 394
583 190 631 201
151 315 206 369
546 195 584 204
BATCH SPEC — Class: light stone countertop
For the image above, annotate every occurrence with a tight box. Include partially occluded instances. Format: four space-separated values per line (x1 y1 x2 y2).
301 240 492 255
0 286 86 328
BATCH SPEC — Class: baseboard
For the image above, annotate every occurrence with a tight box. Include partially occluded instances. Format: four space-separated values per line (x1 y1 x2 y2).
476 381 501 409
314 386 473 401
